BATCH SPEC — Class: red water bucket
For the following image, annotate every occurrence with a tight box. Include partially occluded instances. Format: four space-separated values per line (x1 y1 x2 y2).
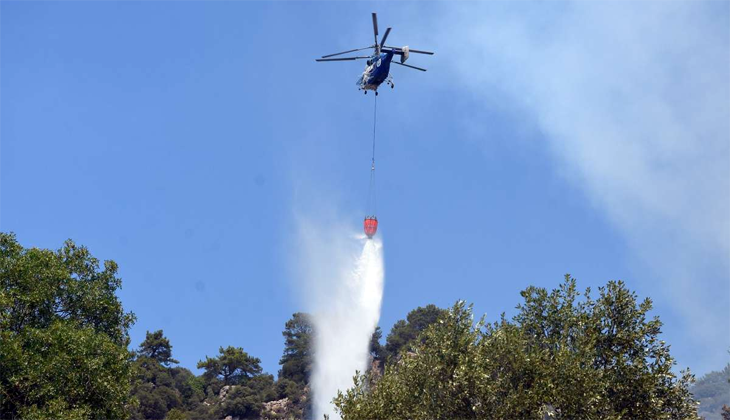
364 216 378 238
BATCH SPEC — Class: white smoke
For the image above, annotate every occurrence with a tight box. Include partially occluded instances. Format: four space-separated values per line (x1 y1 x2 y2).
419 1 729 373
294 216 384 420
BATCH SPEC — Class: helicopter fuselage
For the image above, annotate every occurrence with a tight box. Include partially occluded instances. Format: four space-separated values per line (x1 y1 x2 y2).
357 50 394 91
316 12 433 91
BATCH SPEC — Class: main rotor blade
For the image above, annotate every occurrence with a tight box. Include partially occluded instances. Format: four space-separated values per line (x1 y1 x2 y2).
379 27 391 50
321 47 374 59
393 61 427 71
316 56 371 62
371 13 379 46
384 46 435 55
408 48 434 55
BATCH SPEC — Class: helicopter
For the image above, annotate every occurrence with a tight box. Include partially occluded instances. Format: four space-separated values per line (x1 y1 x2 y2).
316 13 434 95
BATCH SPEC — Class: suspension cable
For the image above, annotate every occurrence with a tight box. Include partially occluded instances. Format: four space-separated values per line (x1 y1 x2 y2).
372 94 377 169
367 94 378 216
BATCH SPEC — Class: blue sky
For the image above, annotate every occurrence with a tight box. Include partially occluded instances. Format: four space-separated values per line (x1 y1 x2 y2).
2 1 728 377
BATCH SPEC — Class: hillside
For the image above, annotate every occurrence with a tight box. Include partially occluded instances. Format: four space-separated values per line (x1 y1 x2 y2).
693 364 730 420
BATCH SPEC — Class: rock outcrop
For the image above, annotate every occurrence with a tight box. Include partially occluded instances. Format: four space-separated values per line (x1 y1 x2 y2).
261 385 310 420
219 385 232 401
261 397 292 419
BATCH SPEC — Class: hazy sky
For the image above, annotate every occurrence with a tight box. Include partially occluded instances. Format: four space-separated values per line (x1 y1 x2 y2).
2 1 728 377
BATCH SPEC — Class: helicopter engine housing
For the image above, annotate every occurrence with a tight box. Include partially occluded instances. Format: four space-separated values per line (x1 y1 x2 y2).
400 46 410 63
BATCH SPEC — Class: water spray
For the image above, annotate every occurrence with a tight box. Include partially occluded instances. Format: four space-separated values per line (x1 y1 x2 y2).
309 236 384 419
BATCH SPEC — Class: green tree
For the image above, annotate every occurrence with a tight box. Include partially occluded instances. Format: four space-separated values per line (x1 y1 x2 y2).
279 312 314 384
217 386 262 419
164 408 187 420
0 233 135 420
129 331 205 420
275 378 304 403
382 304 446 362
169 367 205 411
369 326 383 361
198 346 263 386
214 373 277 419
139 330 179 366
129 357 183 420
335 275 700 420
274 313 315 417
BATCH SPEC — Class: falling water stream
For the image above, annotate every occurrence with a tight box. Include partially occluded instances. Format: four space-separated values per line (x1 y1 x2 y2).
309 236 384 420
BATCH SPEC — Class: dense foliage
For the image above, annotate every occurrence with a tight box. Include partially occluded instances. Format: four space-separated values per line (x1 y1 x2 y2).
335 276 701 420
1 234 709 420
130 322 312 420
0 232 136 420
128 331 206 420
381 304 446 363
